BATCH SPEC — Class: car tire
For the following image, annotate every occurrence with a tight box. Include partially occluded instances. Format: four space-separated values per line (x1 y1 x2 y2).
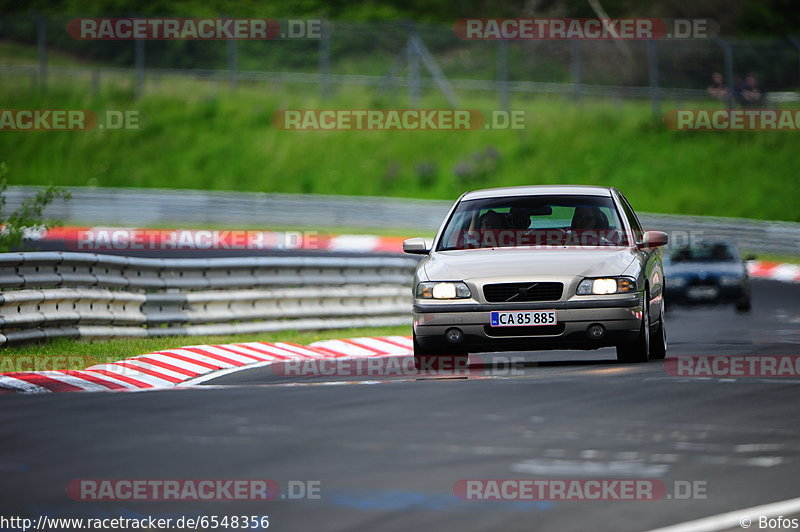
735 298 752 313
616 290 651 363
413 332 469 371
649 300 667 360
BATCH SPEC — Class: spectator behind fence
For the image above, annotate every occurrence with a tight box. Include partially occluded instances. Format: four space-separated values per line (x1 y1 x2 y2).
738 73 764 106
706 72 729 101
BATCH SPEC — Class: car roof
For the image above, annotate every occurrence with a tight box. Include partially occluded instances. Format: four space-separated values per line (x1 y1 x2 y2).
461 185 614 201
675 241 738 249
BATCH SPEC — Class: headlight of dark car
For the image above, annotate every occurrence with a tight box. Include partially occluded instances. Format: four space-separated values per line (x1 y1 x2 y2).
666 276 687 288
576 277 637 295
719 275 744 286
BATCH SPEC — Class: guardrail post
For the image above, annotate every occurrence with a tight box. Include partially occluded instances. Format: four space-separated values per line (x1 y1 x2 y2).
319 19 331 99
646 40 661 117
788 35 800 88
92 69 101 97
714 36 735 110
31 13 47 91
570 39 582 103
224 14 238 88
497 40 510 111
134 15 145 98
406 22 421 107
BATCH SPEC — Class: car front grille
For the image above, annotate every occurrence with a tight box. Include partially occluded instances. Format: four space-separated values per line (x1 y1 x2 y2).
483 282 564 303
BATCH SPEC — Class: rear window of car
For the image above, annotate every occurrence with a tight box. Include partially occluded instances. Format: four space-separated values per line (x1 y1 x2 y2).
437 194 629 251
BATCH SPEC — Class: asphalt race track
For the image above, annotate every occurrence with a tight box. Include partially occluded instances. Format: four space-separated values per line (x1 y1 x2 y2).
1 279 798 531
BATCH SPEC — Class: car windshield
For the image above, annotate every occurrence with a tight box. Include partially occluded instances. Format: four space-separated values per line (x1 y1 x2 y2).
437 194 629 251
669 243 738 263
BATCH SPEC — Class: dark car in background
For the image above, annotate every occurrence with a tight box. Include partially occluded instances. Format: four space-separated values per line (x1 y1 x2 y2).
664 241 752 312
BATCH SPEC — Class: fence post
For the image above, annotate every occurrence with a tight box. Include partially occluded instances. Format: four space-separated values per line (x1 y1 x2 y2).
497 40 510 111
31 13 47 91
92 69 100 97
714 36 735 110
646 40 660 117
788 35 800 88
224 14 238 88
570 40 582 103
406 23 421 107
319 20 331 100
134 29 145 98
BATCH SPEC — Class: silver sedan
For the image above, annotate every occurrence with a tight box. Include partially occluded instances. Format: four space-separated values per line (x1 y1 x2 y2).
403 185 669 366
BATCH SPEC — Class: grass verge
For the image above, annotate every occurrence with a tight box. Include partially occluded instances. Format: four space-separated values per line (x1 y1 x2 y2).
1 73 799 222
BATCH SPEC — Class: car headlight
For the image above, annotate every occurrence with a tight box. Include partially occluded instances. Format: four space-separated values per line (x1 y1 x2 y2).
576 277 637 295
719 275 743 286
416 281 471 299
666 277 687 288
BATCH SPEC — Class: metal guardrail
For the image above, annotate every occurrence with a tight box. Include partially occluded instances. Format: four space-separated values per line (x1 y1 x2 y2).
0 252 417 346
8 186 800 255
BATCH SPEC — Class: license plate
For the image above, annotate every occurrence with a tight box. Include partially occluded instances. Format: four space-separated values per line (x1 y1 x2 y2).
687 286 719 300
490 310 557 327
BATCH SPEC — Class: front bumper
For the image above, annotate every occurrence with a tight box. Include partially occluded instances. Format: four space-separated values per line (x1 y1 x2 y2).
413 293 644 353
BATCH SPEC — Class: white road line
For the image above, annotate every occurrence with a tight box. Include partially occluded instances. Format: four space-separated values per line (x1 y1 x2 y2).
644 495 800 532
511 458 670 477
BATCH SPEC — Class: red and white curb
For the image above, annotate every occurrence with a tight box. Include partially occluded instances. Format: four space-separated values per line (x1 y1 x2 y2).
0 336 413 394
747 260 800 283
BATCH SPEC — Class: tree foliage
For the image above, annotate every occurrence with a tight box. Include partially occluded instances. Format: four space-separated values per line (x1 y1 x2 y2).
0 164 71 253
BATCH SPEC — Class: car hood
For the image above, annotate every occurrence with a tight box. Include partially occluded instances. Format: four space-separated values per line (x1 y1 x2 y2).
422 247 638 281
665 261 746 277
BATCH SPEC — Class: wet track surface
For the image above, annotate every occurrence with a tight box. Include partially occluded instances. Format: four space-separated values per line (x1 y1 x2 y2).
1 279 799 531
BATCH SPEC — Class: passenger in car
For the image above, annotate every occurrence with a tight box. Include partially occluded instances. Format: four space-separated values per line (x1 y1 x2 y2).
571 206 609 230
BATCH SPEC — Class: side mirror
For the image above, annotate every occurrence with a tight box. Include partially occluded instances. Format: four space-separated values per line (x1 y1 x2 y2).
403 238 431 255
641 230 669 248
745 254 757 261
